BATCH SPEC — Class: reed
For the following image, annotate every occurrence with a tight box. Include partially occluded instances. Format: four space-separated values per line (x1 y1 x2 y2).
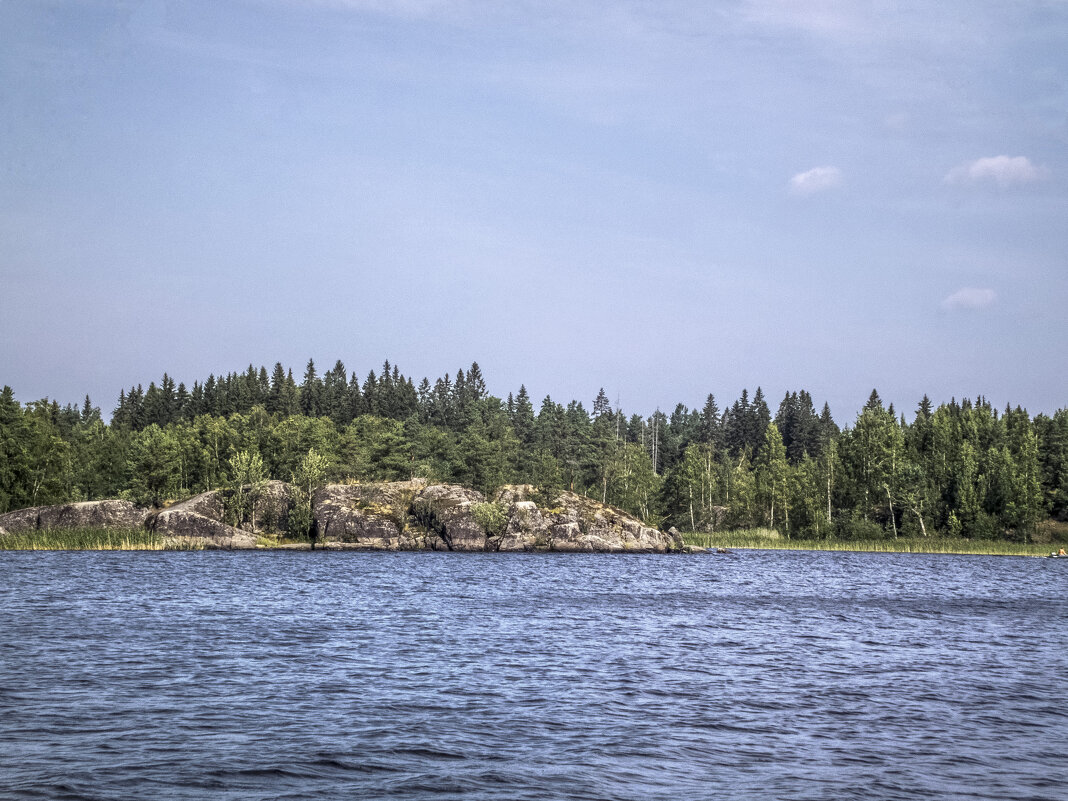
682 531 1053 556
0 528 203 551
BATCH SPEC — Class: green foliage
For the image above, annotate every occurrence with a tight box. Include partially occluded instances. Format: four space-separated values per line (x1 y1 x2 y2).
2 364 1066 548
127 424 181 507
287 448 328 541
831 512 886 541
226 449 268 530
409 499 444 537
471 501 508 537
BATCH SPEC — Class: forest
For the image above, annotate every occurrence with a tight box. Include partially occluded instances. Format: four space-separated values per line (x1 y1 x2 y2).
1 358 1066 542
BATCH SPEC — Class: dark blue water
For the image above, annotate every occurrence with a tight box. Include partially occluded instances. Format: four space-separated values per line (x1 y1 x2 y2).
1 551 1066 800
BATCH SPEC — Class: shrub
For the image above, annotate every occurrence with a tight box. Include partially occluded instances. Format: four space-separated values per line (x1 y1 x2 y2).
410 499 444 536
472 501 508 537
832 513 885 541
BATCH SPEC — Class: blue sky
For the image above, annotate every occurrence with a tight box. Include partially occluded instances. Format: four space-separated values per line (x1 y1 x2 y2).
2 0 1066 422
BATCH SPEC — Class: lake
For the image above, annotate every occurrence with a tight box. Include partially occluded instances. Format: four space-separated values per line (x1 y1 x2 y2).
1 550 1066 800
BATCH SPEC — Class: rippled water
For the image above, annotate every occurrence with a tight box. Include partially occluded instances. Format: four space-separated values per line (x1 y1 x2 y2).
2 551 1066 800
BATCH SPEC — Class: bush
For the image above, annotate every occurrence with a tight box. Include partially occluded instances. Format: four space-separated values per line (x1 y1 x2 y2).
832 513 886 541
409 499 444 536
472 501 508 537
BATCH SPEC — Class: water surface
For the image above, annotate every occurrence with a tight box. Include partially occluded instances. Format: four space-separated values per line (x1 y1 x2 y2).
2 550 1066 800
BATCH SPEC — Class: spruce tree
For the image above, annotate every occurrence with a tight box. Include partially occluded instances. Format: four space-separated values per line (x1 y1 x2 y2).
300 359 322 418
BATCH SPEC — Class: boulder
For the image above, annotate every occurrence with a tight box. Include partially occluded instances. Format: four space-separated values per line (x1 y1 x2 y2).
665 527 687 551
0 481 682 553
257 480 296 533
411 484 490 551
150 509 257 549
495 499 547 551
312 481 427 550
0 500 149 533
541 491 677 552
149 491 255 549
0 506 43 534
493 485 678 552
168 489 226 520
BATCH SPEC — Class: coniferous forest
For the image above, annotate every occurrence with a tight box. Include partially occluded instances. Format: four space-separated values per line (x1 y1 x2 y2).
2 358 1066 543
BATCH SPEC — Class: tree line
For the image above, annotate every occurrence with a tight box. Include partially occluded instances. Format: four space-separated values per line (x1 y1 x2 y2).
1 358 1065 541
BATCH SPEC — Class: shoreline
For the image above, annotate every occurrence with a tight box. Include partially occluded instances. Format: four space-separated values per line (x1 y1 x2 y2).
1 536 1059 557
681 532 1059 558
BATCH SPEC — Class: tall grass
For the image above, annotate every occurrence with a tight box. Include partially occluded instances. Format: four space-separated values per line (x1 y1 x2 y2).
0 528 203 551
683 530 1053 556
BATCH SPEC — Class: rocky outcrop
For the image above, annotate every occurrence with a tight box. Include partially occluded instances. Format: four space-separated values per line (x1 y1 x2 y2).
0 506 41 534
492 485 681 553
310 481 678 553
313 481 428 550
411 484 490 551
495 494 549 551
258 481 296 533
1 481 682 553
147 481 295 549
149 490 256 549
0 500 149 534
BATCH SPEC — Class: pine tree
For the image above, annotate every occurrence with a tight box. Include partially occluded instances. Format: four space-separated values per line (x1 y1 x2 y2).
348 373 366 419
363 370 379 416
268 362 287 414
300 359 322 418
697 394 721 447
282 369 301 416
467 362 487 401
81 395 101 425
593 388 612 419
323 360 349 425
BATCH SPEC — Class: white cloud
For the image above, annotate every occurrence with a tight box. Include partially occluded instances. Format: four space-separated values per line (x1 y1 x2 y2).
944 156 1046 188
789 166 842 196
941 287 997 311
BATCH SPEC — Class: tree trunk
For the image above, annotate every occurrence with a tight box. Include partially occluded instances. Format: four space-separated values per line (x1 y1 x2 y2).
783 480 789 538
912 505 927 537
689 485 696 532
885 485 898 538
826 471 832 525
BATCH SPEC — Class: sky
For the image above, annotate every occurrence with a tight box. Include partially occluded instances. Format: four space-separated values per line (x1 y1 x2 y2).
2 0 1066 423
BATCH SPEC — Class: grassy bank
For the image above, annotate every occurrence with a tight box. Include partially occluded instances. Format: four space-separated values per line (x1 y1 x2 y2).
0 528 203 550
683 529 1055 556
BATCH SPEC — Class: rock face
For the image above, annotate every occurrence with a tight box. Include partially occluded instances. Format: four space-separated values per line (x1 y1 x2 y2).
495 494 549 552
0 500 149 534
493 485 679 553
258 481 295 533
148 480 295 549
149 490 255 549
148 499 256 551
411 484 490 551
0 506 42 534
310 481 678 553
1 481 681 552
313 481 428 550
